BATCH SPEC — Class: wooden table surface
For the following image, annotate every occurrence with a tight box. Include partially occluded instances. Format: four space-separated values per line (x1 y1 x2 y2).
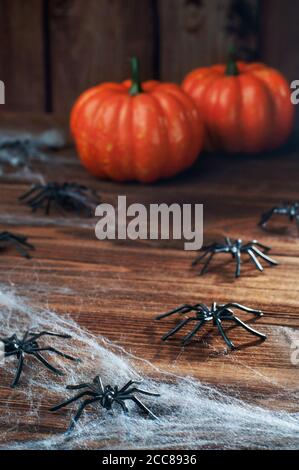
0 113 298 446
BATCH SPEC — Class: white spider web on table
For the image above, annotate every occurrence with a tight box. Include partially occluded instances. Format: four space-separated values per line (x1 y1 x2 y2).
0 130 69 184
0 285 298 450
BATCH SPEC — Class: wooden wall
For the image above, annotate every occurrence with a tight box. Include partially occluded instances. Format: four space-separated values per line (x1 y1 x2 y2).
0 0 298 114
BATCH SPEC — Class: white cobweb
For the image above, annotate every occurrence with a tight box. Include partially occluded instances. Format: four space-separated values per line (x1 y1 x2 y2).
0 285 298 450
0 129 69 183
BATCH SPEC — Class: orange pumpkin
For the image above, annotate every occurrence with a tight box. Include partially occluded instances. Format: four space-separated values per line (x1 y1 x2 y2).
182 58 294 153
71 57 204 183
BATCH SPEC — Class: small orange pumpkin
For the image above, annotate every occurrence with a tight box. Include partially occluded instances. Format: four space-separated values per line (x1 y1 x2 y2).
182 57 294 153
71 57 204 183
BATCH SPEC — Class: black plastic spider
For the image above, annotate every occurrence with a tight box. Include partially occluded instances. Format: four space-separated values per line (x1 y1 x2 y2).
192 237 278 277
0 231 34 258
19 182 100 217
1 330 80 387
259 202 299 232
51 376 160 431
156 302 266 349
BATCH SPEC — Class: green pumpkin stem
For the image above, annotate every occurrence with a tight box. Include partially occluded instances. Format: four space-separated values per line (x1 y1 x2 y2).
129 56 143 95
226 48 239 76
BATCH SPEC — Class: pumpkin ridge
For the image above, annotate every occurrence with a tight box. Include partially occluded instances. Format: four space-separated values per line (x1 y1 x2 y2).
152 87 193 178
131 93 169 182
239 73 275 153
147 91 172 179
96 93 127 180
249 68 294 148
201 76 228 151
160 86 202 167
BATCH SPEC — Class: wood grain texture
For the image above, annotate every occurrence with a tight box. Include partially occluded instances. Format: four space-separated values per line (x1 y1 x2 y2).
0 0 297 114
0 113 298 445
261 0 299 81
48 0 157 113
0 0 45 111
158 0 259 82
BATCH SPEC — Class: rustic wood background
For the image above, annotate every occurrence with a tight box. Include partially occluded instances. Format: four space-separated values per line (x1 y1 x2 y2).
0 0 299 114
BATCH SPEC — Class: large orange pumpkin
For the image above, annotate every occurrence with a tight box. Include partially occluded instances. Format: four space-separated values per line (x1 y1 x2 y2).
182 58 294 153
71 57 204 183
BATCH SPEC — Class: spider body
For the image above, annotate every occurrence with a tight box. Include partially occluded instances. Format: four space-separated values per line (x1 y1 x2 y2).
192 237 278 277
157 302 266 349
19 182 100 216
51 376 160 431
259 202 299 231
0 231 34 258
1 331 80 387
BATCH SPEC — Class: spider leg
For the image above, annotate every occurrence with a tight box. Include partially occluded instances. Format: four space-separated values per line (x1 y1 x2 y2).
53 195 67 215
0 231 10 238
66 194 94 217
220 303 262 316
32 352 64 375
22 330 29 341
121 388 160 397
161 317 197 341
15 237 35 250
93 375 104 393
225 316 267 340
258 208 277 227
199 251 216 275
50 391 96 411
191 248 213 266
235 250 241 277
114 399 129 413
18 185 41 201
125 396 158 420
9 239 33 259
118 380 142 393
45 197 52 215
66 383 90 390
39 195 57 214
10 353 24 388
25 191 49 210
182 319 205 345
31 347 80 362
4 351 19 357
22 187 47 204
30 331 72 340
215 319 235 349
67 397 100 432
156 304 194 320
247 249 263 271
251 246 278 265
251 241 271 252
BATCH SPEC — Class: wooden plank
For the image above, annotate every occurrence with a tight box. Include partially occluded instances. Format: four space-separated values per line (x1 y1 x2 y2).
158 0 259 82
260 0 299 81
48 0 157 114
0 0 45 112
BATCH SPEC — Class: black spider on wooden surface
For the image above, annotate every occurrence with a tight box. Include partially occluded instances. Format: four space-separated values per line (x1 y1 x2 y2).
19 182 100 216
156 302 266 350
259 202 299 232
192 237 278 277
0 231 34 258
51 376 160 431
1 330 80 387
